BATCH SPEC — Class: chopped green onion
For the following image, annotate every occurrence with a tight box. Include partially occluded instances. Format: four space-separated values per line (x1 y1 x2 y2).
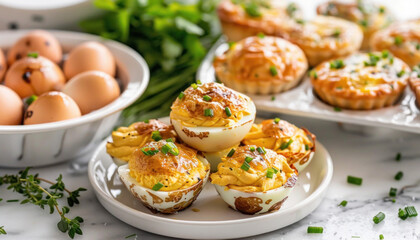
161 142 179 156
152 182 164 191
204 108 214 117
389 187 397 197
141 146 159 156
271 96 276 101
405 206 418 217
225 107 232 117
151 131 162 141
280 139 293 150
245 156 253 163
241 162 250 171
196 80 202 85
305 144 309 151
332 29 341 38
256 147 266 154
379 6 385 13
395 152 401 161
203 95 212 101
166 138 173 142
379 234 384 240
398 208 408 220
397 70 405 77
244 2 262 17
274 118 280 124
394 36 403 46
191 83 198 89
307 226 323 234
272 167 278 173
27 52 39 58
381 50 390 58
178 92 185 100
373 212 385 224
364 53 380 67
266 168 274 178
257 33 265 38
296 19 305 25
286 3 297 17
330 59 345 69
347 175 363 185
338 200 348 207
125 234 137 239
227 148 235 157
334 107 342 112
250 147 255 152
310 70 318 79
269 66 278 76
416 43 420 51
395 171 403 181
144 119 149 123
25 95 38 106
228 41 236 49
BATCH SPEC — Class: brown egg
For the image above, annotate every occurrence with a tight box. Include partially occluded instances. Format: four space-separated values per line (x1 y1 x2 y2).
62 71 120 115
4 55 66 99
7 30 62 65
0 85 23 125
63 41 116 79
0 49 7 81
24 91 81 125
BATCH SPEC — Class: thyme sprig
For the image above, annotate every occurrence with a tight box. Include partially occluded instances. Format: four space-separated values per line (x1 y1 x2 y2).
0 168 86 239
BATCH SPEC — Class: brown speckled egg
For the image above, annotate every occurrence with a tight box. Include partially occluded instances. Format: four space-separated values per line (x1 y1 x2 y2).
63 41 116 79
24 91 81 125
4 55 66 99
0 49 7 81
7 30 62 65
0 85 23 125
62 71 120 115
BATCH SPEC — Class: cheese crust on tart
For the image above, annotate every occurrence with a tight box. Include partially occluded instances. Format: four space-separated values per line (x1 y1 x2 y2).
371 20 420 68
317 1 394 50
310 52 410 110
213 36 308 95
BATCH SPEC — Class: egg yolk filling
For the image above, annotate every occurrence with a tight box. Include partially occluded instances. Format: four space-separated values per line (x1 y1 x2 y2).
242 119 314 166
106 120 176 162
129 140 208 191
170 82 252 127
210 145 295 192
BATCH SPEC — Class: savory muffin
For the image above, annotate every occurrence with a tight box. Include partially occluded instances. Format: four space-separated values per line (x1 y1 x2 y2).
317 0 394 50
118 139 210 214
170 82 256 152
210 145 297 214
310 51 410 110
106 119 176 164
371 20 420 68
409 65 420 107
242 118 315 172
213 36 308 94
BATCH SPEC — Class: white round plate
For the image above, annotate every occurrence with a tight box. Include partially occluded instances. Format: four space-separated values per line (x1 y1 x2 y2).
88 135 333 239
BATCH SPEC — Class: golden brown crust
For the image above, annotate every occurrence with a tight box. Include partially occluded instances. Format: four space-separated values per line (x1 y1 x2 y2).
317 1 394 50
310 52 410 110
409 66 420 107
371 20 420 68
213 36 308 95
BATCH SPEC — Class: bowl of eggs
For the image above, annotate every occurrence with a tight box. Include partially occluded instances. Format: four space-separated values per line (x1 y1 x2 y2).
0 30 149 167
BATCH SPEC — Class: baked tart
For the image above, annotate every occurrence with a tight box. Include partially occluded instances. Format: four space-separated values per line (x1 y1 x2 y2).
409 65 420 108
213 36 308 94
310 52 410 110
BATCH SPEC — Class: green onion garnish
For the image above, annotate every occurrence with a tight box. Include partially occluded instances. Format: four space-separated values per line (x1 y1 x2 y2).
245 156 253 163
394 171 403 181
332 29 341 38
397 70 405 77
310 70 318 79
394 36 403 46
373 212 385 224
381 50 390 58
330 59 345 69
395 152 401 161
379 6 385 13
25 95 38 106
141 146 159 156
416 43 420 51
144 119 149 123
161 142 179 156
364 53 380 67
250 147 255 152
347 175 363 185
379 234 384 239
272 168 278 173
334 107 342 112
266 168 274 179
398 208 408 220
338 200 348 207
241 162 250 171
359 19 368 27
228 41 236 49
227 148 235 157
256 147 266 154
204 108 214 117
196 80 202 84
271 96 276 101
405 206 418 217
296 19 305 25
225 107 232 117
307 226 323 234
27 52 39 58
191 83 198 89
178 92 185 100
389 187 397 197
274 118 280 124
269 66 278 76
305 144 309 151
166 138 173 142
280 139 293 150
152 182 164 191
203 95 212 101
151 131 162 141
244 2 262 17
257 33 265 38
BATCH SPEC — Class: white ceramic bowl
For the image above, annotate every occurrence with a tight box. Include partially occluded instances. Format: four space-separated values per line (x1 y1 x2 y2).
0 30 149 167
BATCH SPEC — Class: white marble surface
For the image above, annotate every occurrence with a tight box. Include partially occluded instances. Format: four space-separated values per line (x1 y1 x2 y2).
1 114 420 240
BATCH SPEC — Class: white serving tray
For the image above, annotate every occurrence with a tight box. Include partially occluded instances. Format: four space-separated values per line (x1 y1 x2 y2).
197 38 420 135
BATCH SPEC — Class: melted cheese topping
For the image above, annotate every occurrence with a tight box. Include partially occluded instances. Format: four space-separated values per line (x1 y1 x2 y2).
311 52 410 98
371 20 420 67
106 120 176 162
213 36 307 84
170 82 252 127
242 119 314 166
129 140 208 191
210 145 295 192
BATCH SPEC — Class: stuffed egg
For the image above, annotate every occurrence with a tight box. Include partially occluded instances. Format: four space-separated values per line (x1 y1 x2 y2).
24 91 81 125
4 54 65 98
0 85 23 125
170 82 256 152
106 119 177 166
242 119 316 172
118 139 210 214
7 30 62 65
210 145 297 215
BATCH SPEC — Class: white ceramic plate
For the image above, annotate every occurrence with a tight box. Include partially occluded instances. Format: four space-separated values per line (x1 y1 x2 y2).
197 38 420 135
88 121 333 239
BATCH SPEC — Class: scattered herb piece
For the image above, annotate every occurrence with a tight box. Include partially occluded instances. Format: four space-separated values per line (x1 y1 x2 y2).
307 226 323 234
397 70 405 77
332 29 341 38
330 59 345 69
379 234 384 239
125 234 137 239
152 182 164 191
394 36 403 46
389 187 397 197
379 6 385 14
191 83 198 89
347 176 363 185
151 131 162 141
228 42 236 49
196 80 202 85
161 142 179 156
241 162 250 171
398 208 408 220
381 50 390 58
27 52 39 58
203 95 212 101
178 92 185 100
141 146 159 156
280 139 293 150
249 147 255 152
271 96 276 101
0 226 5 235
405 206 418 217
286 3 298 17
310 70 318 79
244 2 262 17
395 152 401 161
266 168 274 178
296 19 305 25
395 171 403 181
274 118 280 124
373 212 385 224
334 107 342 112
204 108 214 117
338 200 348 207
25 95 38 106
269 66 278 76
245 156 254 163
6 199 19 202
359 19 368 27
257 33 265 38
225 107 232 117
305 144 309 151
257 147 266 154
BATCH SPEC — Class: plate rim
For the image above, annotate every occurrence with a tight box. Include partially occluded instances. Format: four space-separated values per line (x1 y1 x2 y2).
88 138 333 226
